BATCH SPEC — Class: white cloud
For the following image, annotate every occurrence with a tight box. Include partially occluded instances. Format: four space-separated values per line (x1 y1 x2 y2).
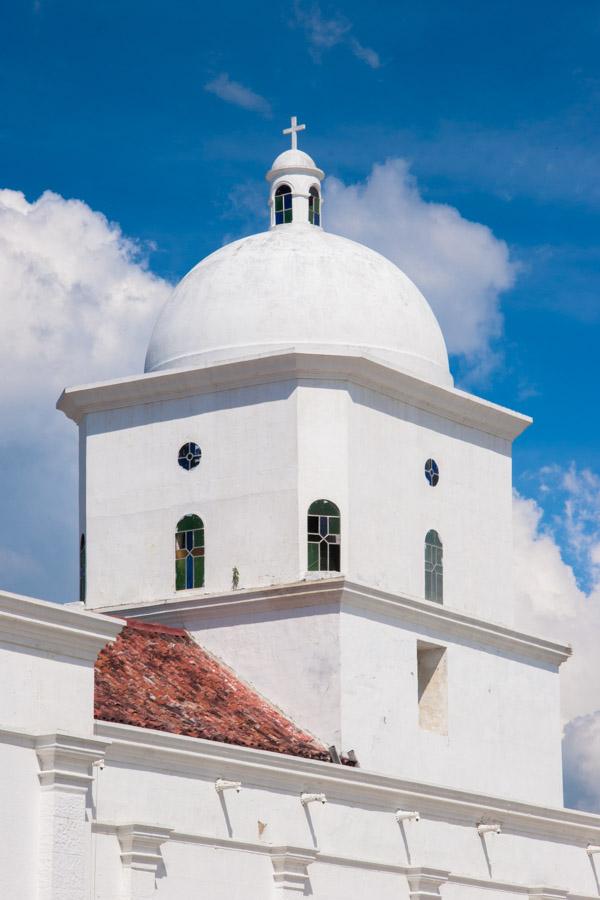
0 188 171 436
0 188 171 601
292 1 380 68
326 159 515 375
349 37 380 69
204 74 272 117
563 714 600 811
512 489 600 810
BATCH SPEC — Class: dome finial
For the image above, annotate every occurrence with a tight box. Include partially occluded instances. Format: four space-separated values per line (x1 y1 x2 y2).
282 116 306 151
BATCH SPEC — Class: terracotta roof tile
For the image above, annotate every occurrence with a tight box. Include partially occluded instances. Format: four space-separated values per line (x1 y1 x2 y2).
94 620 332 761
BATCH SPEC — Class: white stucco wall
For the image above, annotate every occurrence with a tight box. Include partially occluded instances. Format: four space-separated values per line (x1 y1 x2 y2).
185 589 563 807
0 741 39 900
88 722 600 898
0 590 588 900
81 377 514 629
83 380 301 608
0 640 95 734
338 605 563 805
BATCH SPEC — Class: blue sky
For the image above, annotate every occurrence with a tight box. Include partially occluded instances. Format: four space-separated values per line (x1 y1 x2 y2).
1 0 600 805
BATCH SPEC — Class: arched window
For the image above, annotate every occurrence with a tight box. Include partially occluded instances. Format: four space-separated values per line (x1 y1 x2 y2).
274 184 293 225
308 186 321 226
307 500 340 572
425 530 443 604
79 534 86 603
175 514 205 590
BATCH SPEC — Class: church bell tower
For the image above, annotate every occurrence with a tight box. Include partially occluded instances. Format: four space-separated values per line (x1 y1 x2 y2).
57 118 567 811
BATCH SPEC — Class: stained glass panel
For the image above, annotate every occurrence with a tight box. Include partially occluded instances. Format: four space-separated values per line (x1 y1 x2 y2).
425 529 443 603
425 458 440 486
176 514 205 590
175 559 186 591
178 442 202 471
274 185 292 225
307 500 341 572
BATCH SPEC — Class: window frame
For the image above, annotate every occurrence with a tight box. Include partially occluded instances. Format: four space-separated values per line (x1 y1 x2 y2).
424 529 443 604
178 442 202 471
175 514 205 591
274 184 293 225
308 186 321 226
307 499 341 573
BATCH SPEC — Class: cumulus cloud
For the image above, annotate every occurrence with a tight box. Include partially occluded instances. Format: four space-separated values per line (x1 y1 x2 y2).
0 189 170 433
326 159 515 376
0 188 171 601
204 73 272 117
537 463 600 591
292 1 381 68
512 488 600 810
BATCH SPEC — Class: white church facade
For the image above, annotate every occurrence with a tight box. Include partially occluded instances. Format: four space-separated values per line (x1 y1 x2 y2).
2 119 600 898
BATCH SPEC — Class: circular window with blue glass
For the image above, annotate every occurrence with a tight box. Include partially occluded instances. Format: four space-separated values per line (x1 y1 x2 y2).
424 458 439 486
178 442 202 471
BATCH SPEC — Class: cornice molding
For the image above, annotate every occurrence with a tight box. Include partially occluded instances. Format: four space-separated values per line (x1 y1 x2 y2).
271 845 318 892
35 732 111 791
92 823 596 897
98 577 571 668
0 590 124 661
117 823 173 871
95 720 600 844
342 581 571 667
56 348 531 441
528 889 569 900
406 867 449 897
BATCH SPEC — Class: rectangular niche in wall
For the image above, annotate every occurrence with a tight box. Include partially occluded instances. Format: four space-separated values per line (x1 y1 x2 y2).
417 641 448 735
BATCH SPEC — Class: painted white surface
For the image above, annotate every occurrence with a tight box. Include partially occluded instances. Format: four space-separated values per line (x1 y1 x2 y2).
144 225 452 387
0 589 591 898
266 143 325 228
0 742 39 900
182 592 563 807
81 379 513 624
4 137 593 897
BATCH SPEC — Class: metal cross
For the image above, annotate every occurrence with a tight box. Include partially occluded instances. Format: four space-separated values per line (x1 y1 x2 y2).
283 116 306 150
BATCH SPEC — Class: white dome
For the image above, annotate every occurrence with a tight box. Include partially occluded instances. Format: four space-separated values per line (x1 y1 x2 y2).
270 148 317 170
266 149 325 183
145 224 452 387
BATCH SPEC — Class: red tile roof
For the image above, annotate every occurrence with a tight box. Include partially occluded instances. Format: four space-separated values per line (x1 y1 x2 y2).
94 620 331 761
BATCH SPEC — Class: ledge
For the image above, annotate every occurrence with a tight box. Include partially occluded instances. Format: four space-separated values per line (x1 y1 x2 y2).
91 822 597 897
95 719 600 845
96 577 571 668
0 590 125 660
56 348 531 441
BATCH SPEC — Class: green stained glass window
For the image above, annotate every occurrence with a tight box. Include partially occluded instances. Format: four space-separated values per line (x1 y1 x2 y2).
274 184 292 225
175 514 205 591
307 500 341 572
308 186 321 225
425 529 443 604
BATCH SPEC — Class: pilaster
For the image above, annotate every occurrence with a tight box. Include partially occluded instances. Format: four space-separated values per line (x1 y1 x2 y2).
406 867 450 898
117 824 173 900
35 732 110 900
270 846 317 894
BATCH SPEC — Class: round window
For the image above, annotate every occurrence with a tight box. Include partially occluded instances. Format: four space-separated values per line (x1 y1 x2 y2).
178 442 202 471
424 458 439 486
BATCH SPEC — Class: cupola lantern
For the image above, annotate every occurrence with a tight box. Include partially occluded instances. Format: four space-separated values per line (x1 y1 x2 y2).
266 116 324 228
